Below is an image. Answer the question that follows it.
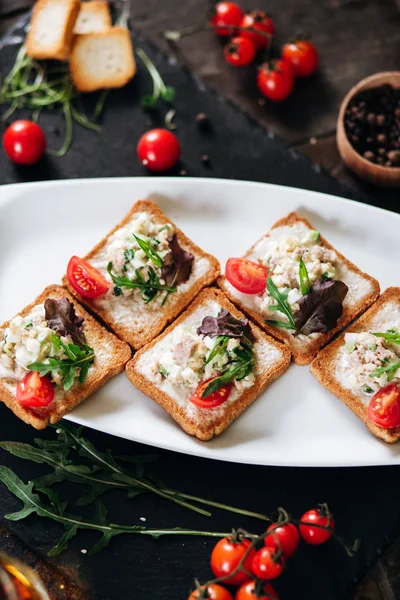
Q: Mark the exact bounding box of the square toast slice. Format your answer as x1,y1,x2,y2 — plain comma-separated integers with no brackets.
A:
70,27,136,92
63,199,220,350
218,212,380,365
311,287,400,443
26,0,80,61
73,1,112,34
0,285,131,429
126,288,291,441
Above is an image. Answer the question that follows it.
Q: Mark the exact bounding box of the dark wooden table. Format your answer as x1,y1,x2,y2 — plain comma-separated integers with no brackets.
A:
1,1,400,599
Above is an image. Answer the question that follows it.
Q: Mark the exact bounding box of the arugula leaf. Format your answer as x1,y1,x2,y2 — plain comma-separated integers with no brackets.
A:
299,257,311,295
205,336,229,365
265,277,296,331
133,234,163,268
107,263,176,304
202,344,254,397
28,341,95,391
370,358,400,382
44,297,86,346
373,328,400,345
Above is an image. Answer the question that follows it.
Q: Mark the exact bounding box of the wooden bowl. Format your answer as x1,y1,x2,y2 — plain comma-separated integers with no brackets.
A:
337,72,400,188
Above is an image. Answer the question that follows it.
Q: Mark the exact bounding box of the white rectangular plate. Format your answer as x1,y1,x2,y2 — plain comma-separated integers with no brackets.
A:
1,177,400,467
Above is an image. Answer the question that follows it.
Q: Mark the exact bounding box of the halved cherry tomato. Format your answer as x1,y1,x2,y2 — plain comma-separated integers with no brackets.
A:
226,258,268,295
189,584,233,600
264,523,299,558
210,2,244,37
211,536,256,586
251,547,285,580
190,379,232,409
3,120,46,165
282,40,319,78
239,11,275,50
67,256,110,299
16,372,54,408
368,384,400,429
257,60,294,102
224,37,257,67
299,507,335,545
235,580,279,600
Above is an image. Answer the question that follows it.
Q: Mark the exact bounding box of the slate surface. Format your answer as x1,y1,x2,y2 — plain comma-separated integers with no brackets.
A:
1,17,400,600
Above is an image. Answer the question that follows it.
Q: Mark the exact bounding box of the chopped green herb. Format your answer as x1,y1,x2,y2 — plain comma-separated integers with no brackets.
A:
344,342,356,354
367,343,378,351
133,235,163,268
159,225,171,233
364,386,374,394
124,249,135,262
265,277,296,331
152,238,160,246
159,366,169,377
113,287,123,297
309,230,320,242
321,273,332,281
25,322,33,329
370,358,400,382
299,257,311,296
373,328,400,346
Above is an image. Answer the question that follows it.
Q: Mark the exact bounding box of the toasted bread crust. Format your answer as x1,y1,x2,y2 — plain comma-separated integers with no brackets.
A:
0,285,131,429
63,199,221,350
126,288,291,441
218,211,380,365
310,287,400,443
26,0,80,60
73,1,112,34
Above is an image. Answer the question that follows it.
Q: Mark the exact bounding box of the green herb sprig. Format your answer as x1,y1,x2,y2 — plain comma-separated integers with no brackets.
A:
370,358,400,382
133,234,163,268
299,257,311,296
28,335,94,391
203,344,254,398
373,328,400,345
265,276,296,331
107,263,176,304
136,48,176,110
205,336,229,365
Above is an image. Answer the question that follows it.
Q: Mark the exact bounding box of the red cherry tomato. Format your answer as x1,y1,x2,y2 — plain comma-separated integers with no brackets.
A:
264,523,299,558
224,37,257,67
211,536,256,586
226,258,268,295
251,547,285,580
299,507,335,545
210,2,244,37
239,11,275,50
282,40,319,78
257,60,294,102
3,120,46,165
235,580,279,600
189,584,233,600
137,128,180,172
67,256,110,299
368,384,400,429
16,372,54,408
190,379,232,409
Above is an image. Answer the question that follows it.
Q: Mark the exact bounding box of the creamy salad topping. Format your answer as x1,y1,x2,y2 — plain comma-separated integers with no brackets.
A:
340,331,400,397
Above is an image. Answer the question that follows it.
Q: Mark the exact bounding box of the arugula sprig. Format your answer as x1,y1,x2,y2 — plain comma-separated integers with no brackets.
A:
133,234,163,268
265,276,296,331
370,358,400,382
299,257,311,295
107,263,177,304
203,344,254,398
205,336,229,365
373,328,400,345
28,334,95,391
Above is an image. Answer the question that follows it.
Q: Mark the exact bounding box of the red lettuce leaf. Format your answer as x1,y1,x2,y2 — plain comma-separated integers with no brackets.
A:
197,309,254,340
294,279,348,335
44,298,86,346
161,234,194,287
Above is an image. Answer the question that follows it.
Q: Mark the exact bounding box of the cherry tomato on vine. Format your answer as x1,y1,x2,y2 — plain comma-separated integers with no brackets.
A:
210,2,244,37
3,120,46,165
224,36,257,67
239,11,275,50
251,547,285,580
225,258,268,295
137,128,181,172
211,536,256,586
264,523,299,558
257,60,294,102
235,580,279,600
368,384,400,429
189,584,233,600
16,372,54,408
282,40,319,78
299,507,335,545
67,256,110,299
190,379,232,409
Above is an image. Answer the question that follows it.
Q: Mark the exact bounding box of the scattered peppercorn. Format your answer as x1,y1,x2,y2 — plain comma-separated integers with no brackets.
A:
195,113,210,128
201,154,211,167
344,84,400,168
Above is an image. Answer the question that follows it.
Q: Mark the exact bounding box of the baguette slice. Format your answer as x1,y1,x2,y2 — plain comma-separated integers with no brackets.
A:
0,285,131,429
74,1,112,34
311,287,400,443
26,0,80,61
218,212,380,365
70,27,136,92
63,200,220,350
126,288,291,441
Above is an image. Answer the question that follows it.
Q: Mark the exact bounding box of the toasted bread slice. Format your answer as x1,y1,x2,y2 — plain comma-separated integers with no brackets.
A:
126,288,291,441
26,0,80,61
311,287,400,443
63,200,220,350
0,285,131,429
74,1,112,34
70,27,136,92
218,212,380,365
